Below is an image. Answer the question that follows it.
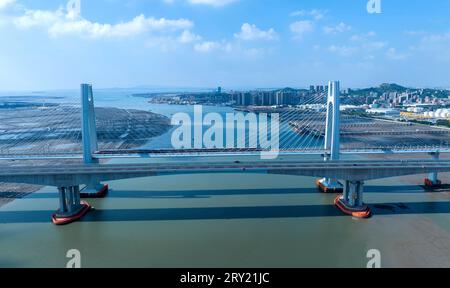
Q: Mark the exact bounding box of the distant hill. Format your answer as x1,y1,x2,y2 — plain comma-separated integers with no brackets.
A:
349,83,409,95
378,83,409,92
347,83,450,98
272,87,310,93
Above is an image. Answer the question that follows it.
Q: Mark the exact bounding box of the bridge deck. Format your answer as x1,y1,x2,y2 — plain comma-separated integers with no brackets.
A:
2,159,450,178
1,148,450,161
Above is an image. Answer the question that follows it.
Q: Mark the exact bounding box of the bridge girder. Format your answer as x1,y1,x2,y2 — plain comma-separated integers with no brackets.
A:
268,167,450,182
1,166,450,187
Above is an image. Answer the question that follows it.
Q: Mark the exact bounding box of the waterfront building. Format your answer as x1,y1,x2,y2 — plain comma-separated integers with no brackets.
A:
366,108,401,116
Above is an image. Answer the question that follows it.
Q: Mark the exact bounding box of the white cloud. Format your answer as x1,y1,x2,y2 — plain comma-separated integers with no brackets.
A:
178,29,201,43
290,20,314,40
350,31,376,42
240,47,266,57
309,9,325,20
326,26,390,62
329,45,358,57
290,10,306,17
289,9,324,40
413,31,450,61
323,22,351,35
422,31,450,43
146,36,179,51
234,23,278,41
53,15,192,38
193,40,238,54
349,32,386,51
0,0,14,9
191,23,278,56
13,7,193,39
14,9,65,29
404,30,426,36
192,40,270,58
194,41,222,52
188,0,238,7
386,48,409,60
364,41,387,51
145,30,201,51
290,9,326,20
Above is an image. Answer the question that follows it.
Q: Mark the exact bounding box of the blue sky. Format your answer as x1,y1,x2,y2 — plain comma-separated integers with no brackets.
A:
0,0,449,90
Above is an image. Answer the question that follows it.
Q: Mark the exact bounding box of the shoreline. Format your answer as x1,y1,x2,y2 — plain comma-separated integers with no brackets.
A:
0,183,42,208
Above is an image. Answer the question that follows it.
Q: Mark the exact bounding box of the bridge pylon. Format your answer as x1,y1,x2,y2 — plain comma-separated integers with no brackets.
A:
81,84,98,165
80,84,108,198
317,81,343,193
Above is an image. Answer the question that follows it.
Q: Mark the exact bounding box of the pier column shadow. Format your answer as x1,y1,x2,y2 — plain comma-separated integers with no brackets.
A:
1,201,450,224
23,184,429,200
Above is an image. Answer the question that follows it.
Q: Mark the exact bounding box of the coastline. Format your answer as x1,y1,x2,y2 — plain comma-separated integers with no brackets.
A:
0,183,41,208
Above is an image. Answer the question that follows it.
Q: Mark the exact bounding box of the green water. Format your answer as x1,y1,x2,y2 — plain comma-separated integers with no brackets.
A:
1,158,450,267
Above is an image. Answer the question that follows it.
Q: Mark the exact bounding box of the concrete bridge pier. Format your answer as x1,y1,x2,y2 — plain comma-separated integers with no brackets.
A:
80,183,109,198
424,152,442,189
317,177,343,193
52,185,91,225
317,152,343,192
335,180,371,218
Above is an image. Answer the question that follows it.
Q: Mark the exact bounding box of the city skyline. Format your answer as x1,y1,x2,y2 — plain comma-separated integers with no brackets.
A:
0,0,450,90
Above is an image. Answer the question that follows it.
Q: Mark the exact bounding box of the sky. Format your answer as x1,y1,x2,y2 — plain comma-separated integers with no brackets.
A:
0,0,449,91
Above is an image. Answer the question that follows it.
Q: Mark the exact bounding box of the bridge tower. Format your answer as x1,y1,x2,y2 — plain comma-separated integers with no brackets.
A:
80,84,108,198
425,151,442,189
316,81,344,193
81,84,98,164
52,84,108,225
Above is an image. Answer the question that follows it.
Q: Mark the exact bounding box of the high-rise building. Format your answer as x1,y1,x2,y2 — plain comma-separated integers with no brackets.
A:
261,92,272,106
366,96,375,105
234,92,244,106
275,91,284,106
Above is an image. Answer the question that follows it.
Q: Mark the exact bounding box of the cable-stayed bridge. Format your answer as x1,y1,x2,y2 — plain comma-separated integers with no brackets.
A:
1,82,449,224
